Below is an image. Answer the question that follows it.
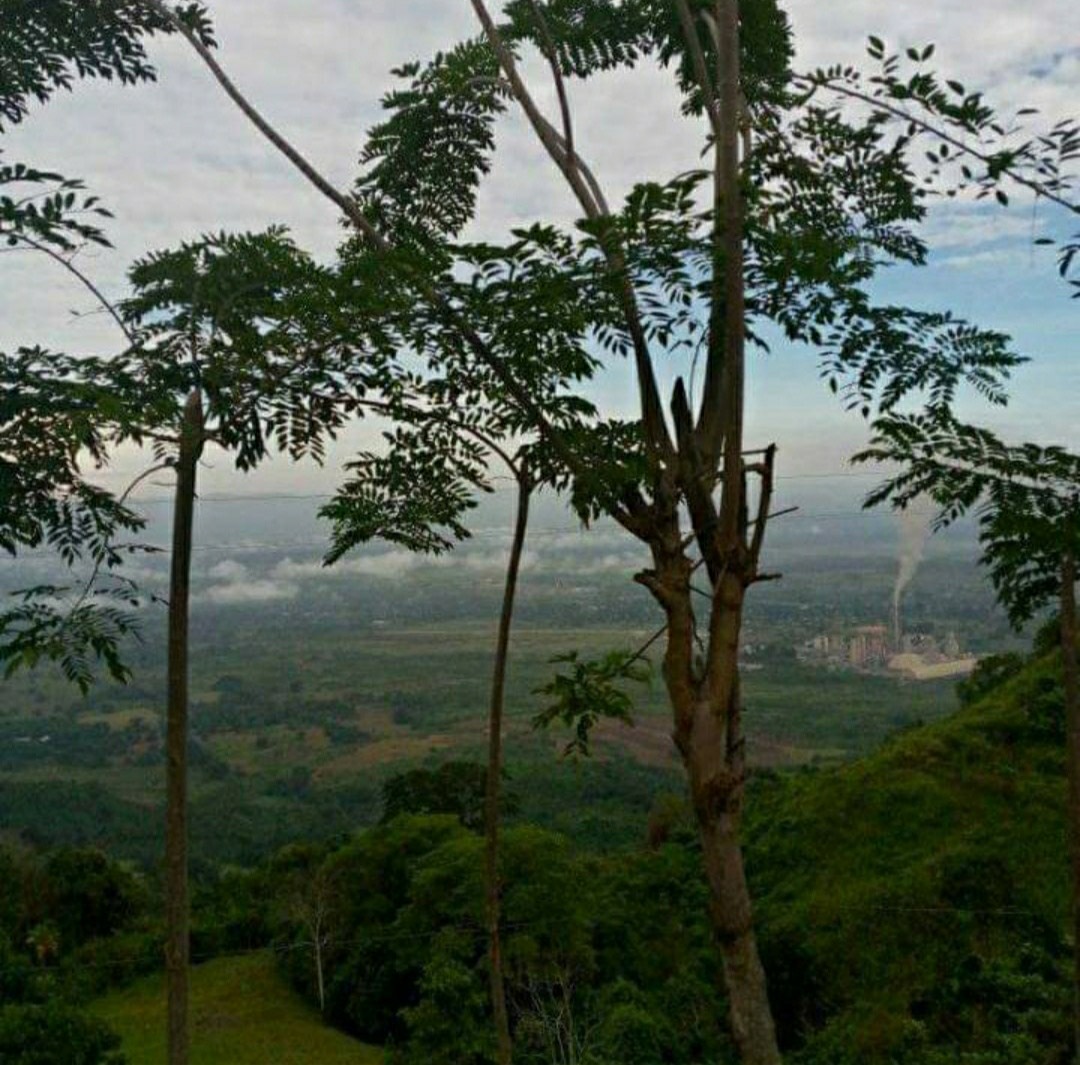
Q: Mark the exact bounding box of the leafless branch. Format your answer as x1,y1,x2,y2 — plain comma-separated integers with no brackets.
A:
7,233,136,346
527,1,576,167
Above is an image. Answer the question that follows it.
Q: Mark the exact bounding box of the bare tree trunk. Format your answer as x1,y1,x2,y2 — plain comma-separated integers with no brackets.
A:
165,390,204,1065
1062,551,1080,1065
673,569,780,1065
691,682,779,1065
484,469,532,1065
314,920,326,1014
693,0,781,1057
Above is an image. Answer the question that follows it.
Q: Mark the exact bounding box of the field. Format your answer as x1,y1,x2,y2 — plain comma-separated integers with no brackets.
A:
0,511,1018,864
91,954,382,1065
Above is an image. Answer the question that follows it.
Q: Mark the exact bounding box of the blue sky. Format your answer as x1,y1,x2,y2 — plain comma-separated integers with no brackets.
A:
2,0,1076,498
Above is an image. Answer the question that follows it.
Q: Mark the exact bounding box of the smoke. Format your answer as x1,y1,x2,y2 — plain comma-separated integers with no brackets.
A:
893,499,933,644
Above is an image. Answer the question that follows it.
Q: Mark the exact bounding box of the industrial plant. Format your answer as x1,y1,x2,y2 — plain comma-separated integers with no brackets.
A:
799,510,979,681
798,626,977,680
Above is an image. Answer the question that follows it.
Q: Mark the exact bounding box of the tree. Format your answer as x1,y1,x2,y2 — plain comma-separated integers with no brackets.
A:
105,227,374,1065
859,412,1080,1061
483,462,532,1064
383,762,495,831
140,3,1048,1059
269,844,343,1015
7,221,392,1061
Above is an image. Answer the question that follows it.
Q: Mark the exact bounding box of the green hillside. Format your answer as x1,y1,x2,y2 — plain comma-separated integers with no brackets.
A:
747,653,1072,1062
91,953,382,1065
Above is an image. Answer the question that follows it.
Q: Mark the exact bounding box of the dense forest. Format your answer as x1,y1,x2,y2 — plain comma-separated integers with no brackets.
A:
1,634,1076,1063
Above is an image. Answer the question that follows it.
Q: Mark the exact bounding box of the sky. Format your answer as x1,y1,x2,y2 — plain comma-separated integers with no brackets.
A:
2,0,1077,502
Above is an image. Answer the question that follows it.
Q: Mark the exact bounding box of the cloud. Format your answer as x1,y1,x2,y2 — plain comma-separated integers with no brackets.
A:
199,555,299,603
207,559,250,581
201,578,299,605
272,550,418,580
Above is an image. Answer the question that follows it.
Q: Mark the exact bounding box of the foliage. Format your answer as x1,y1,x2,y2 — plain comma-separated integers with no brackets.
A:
744,646,1076,1062
0,348,150,689
0,0,217,688
1,157,114,250
37,848,146,949
262,814,725,1062
800,38,1079,214
381,761,518,831
0,1001,126,1065
533,650,650,757
858,411,1080,627
956,653,1025,707
0,0,212,129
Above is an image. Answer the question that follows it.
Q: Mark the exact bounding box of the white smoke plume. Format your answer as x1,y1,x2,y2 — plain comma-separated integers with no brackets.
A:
893,498,934,645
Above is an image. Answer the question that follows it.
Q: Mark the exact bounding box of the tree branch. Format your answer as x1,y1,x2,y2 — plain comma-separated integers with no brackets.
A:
467,0,674,469
673,0,722,141
796,72,1080,215
699,0,747,546
8,233,136,346
139,0,583,479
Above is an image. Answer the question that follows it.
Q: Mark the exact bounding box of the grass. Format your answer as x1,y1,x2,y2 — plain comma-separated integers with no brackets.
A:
91,953,382,1065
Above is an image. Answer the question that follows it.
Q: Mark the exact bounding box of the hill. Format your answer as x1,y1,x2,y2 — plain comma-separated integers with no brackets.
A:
747,652,1071,1062
90,953,382,1065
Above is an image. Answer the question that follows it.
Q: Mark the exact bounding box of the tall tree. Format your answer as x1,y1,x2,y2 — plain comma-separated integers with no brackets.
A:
319,361,549,1064
109,228,373,1064
163,388,202,1065
483,462,531,1065
127,2,1058,1058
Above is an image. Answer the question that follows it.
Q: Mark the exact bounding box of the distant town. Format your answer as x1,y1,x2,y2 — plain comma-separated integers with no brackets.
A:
798,623,978,681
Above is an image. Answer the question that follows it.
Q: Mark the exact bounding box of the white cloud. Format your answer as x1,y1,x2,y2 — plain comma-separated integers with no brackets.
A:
272,550,419,580
207,559,250,581
201,578,299,605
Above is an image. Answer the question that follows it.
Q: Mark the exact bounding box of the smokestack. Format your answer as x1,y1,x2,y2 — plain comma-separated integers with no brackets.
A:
893,500,932,650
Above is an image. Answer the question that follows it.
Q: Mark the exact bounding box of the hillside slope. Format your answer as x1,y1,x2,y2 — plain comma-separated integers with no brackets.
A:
747,654,1071,1062
91,953,382,1065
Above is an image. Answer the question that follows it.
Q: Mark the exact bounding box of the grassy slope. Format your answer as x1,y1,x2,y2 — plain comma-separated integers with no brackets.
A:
91,953,382,1065
747,653,1068,1057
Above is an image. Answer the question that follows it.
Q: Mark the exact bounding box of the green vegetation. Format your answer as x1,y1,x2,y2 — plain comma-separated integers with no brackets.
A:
144,647,1067,1064
91,954,382,1065
2,1,1077,1061
748,653,1073,1062
0,615,1074,1063
0,617,959,866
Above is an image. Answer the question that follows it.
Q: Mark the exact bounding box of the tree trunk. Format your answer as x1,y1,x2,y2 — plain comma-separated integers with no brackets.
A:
484,469,531,1065
165,390,204,1065
690,688,780,1065
658,547,780,1065
1062,552,1079,1065
314,924,326,1014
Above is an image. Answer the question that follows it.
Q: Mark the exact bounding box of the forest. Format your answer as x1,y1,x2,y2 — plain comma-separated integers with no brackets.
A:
1,2,1078,1064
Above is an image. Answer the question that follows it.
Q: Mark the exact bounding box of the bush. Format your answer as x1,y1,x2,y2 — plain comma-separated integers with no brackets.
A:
0,1001,126,1065
956,654,1025,706
1022,675,1066,740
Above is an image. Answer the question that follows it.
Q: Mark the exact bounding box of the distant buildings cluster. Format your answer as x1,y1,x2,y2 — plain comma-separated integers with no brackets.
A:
799,625,976,680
